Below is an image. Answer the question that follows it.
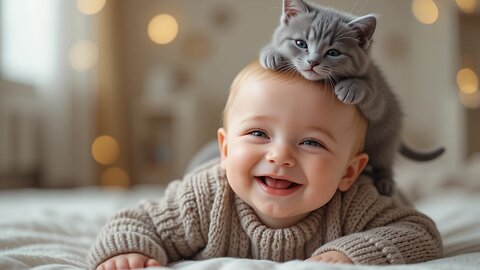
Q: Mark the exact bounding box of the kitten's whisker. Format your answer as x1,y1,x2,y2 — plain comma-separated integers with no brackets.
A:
326,70,342,84
282,63,298,79
286,66,298,79
324,72,335,88
330,69,350,80
326,76,336,105
327,77,334,91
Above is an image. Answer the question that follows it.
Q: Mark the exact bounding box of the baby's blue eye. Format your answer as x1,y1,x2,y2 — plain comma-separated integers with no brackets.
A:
295,40,308,49
326,49,341,57
249,130,268,138
301,139,325,148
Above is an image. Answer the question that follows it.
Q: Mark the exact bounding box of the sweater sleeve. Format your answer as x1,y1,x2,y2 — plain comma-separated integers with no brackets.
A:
87,167,218,269
312,176,443,265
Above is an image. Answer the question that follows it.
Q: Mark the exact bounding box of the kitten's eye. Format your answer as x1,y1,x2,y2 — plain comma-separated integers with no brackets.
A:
295,40,308,49
326,49,341,57
248,130,269,138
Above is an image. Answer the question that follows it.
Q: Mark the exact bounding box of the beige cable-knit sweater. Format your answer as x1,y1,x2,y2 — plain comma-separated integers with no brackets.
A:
87,162,442,269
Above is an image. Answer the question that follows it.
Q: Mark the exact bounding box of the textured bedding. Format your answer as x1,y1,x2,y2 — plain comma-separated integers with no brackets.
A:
1,161,480,269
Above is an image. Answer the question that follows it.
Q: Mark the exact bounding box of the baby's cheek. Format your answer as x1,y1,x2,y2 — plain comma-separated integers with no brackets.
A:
230,145,260,169
231,144,255,159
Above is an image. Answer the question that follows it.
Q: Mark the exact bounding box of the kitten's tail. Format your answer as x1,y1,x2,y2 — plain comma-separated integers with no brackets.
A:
399,143,445,162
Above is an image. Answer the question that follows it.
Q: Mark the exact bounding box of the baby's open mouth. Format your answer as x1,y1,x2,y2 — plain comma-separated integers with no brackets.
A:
258,176,300,189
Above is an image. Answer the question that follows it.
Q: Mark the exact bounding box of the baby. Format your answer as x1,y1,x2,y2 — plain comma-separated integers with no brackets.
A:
88,61,442,270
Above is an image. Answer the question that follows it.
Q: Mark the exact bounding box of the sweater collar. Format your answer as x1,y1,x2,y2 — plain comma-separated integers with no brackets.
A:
233,194,324,242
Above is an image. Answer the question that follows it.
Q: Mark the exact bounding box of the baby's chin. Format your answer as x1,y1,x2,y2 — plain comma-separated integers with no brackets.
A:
252,203,312,228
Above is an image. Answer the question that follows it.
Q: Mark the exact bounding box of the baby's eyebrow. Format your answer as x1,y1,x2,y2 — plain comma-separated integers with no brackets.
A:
239,115,276,125
306,125,337,144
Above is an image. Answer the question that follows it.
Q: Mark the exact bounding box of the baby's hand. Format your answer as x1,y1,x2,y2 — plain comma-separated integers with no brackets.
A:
306,250,353,264
96,253,161,270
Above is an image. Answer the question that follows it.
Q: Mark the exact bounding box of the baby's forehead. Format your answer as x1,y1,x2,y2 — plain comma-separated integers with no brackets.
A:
239,75,333,104
239,76,354,115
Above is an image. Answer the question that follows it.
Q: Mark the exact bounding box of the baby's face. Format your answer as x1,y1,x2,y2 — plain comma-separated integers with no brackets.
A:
218,75,367,228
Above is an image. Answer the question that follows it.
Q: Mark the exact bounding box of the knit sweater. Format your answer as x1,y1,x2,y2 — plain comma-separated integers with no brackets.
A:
87,162,442,269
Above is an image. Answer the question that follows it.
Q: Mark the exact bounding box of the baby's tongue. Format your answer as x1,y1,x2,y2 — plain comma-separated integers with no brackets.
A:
264,176,292,189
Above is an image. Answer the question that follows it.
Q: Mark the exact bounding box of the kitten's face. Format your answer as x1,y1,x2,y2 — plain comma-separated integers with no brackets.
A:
273,7,374,82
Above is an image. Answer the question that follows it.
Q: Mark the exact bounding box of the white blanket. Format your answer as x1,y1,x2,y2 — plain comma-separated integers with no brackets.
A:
1,183,480,270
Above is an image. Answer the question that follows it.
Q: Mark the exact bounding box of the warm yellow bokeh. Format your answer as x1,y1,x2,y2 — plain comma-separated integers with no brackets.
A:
456,0,477,13
92,135,120,165
101,167,130,187
457,68,479,94
76,0,107,15
412,0,439,25
69,39,99,71
148,14,179,45
459,91,480,109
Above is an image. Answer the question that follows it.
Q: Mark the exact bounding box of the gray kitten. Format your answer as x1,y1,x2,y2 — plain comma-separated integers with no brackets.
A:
260,0,444,196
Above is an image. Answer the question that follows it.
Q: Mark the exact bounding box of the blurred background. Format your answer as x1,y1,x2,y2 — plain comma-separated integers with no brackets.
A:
0,0,479,190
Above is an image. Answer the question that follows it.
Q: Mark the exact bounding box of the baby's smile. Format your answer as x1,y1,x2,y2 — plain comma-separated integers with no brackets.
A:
254,175,302,196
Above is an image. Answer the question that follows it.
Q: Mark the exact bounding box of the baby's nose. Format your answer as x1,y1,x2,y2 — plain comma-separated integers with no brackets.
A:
266,144,296,167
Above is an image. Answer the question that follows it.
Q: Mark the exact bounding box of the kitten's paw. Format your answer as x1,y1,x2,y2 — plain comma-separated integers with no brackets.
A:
334,80,366,104
260,52,285,71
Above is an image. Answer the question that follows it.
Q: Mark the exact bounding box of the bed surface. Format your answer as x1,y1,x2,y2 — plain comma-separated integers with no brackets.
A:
1,158,480,270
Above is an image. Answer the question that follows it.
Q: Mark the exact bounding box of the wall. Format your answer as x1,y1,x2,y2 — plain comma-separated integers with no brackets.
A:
112,0,283,182
459,13,480,156
1,0,473,188
107,0,466,184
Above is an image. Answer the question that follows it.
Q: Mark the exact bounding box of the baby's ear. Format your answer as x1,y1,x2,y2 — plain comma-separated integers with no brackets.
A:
338,153,369,192
217,128,228,169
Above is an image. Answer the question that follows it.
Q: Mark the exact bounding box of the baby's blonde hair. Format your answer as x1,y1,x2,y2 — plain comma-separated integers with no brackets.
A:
222,60,368,154
222,60,303,128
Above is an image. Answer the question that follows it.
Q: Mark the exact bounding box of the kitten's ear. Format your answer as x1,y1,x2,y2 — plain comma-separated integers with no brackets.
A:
349,15,377,48
282,0,309,25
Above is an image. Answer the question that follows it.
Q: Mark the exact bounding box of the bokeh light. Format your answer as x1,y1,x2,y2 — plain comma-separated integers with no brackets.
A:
182,33,212,61
68,39,99,71
412,0,439,25
457,68,479,94
101,167,130,187
148,14,179,45
456,0,477,13
92,135,119,165
459,91,480,109
76,0,107,15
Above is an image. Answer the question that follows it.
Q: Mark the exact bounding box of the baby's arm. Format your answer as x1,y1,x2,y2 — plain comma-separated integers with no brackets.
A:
306,251,353,264
87,203,169,269
311,177,442,264
96,253,160,270
87,177,211,269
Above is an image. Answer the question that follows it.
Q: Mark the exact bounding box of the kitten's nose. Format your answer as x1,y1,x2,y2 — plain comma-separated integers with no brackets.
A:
307,60,319,67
